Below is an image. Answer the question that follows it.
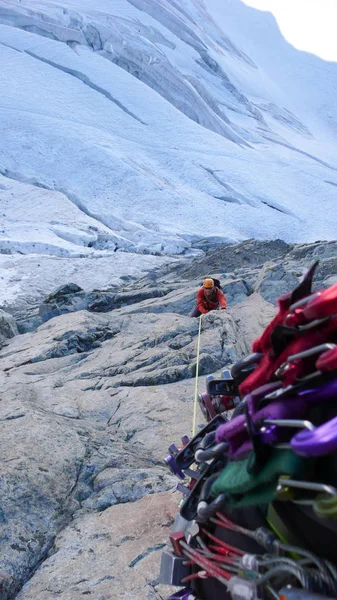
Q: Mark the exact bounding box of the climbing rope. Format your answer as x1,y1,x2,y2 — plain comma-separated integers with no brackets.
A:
192,314,203,436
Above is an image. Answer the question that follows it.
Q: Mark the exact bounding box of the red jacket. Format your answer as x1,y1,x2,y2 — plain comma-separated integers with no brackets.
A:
196,287,227,314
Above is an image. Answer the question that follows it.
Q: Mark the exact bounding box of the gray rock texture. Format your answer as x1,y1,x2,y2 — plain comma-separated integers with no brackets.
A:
254,263,299,303
0,309,18,348
1,238,337,599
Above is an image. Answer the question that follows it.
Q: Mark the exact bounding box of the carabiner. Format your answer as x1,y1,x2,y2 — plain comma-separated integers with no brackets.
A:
230,352,262,383
291,415,337,457
180,460,225,522
197,492,227,522
303,283,337,321
277,477,337,497
175,414,227,470
195,442,228,464
316,345,337,372
260,417,314,446
196,472,227,522
314,493,337,520
275,343,336,379
284,288,321,327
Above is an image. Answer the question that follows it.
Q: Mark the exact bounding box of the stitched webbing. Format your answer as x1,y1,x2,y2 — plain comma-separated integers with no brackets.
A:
210,449,306,507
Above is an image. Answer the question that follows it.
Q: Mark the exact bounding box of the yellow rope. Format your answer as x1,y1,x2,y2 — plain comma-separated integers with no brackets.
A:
192,314,202,436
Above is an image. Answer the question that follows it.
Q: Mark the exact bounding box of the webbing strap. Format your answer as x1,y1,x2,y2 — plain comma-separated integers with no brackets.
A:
210,449,306,506
192,314,202,437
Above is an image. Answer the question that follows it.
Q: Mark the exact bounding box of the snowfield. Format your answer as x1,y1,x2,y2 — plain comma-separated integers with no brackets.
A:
0,0,336,306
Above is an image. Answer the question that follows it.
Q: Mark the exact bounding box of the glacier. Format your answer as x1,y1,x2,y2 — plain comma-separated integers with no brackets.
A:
0,0,336,305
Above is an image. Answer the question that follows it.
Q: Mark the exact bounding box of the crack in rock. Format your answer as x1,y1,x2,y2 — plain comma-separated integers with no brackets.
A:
128,543,166,568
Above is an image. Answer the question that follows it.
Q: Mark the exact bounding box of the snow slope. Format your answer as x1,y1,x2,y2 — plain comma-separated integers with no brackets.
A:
0,175,176,307
0,0,336,305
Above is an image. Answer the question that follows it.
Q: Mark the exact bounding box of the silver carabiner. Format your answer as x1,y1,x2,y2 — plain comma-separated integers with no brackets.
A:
275,343,336,378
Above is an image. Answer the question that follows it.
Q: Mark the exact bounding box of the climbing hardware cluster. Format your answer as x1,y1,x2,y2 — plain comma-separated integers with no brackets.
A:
161,263,337,600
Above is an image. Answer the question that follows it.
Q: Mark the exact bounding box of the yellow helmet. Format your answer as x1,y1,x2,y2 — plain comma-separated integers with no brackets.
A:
203,278,214,289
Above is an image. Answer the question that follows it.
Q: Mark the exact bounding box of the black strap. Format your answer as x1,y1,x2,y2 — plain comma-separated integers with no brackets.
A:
290,261,318,305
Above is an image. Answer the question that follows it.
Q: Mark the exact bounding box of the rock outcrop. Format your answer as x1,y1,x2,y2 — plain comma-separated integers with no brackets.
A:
1,238,337,600
0,309,18,348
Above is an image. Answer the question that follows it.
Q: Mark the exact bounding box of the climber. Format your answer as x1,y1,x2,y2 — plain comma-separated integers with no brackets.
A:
190,278,227,318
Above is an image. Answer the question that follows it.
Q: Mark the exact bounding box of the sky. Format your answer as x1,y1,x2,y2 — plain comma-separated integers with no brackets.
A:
242,0,337,62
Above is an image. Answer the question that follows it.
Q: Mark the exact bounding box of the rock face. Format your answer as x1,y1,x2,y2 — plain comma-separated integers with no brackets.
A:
20,284,176,333
0,309,18,348
177,239,291,279
15,493,178,600
254,263,299,303
1,239,336,600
